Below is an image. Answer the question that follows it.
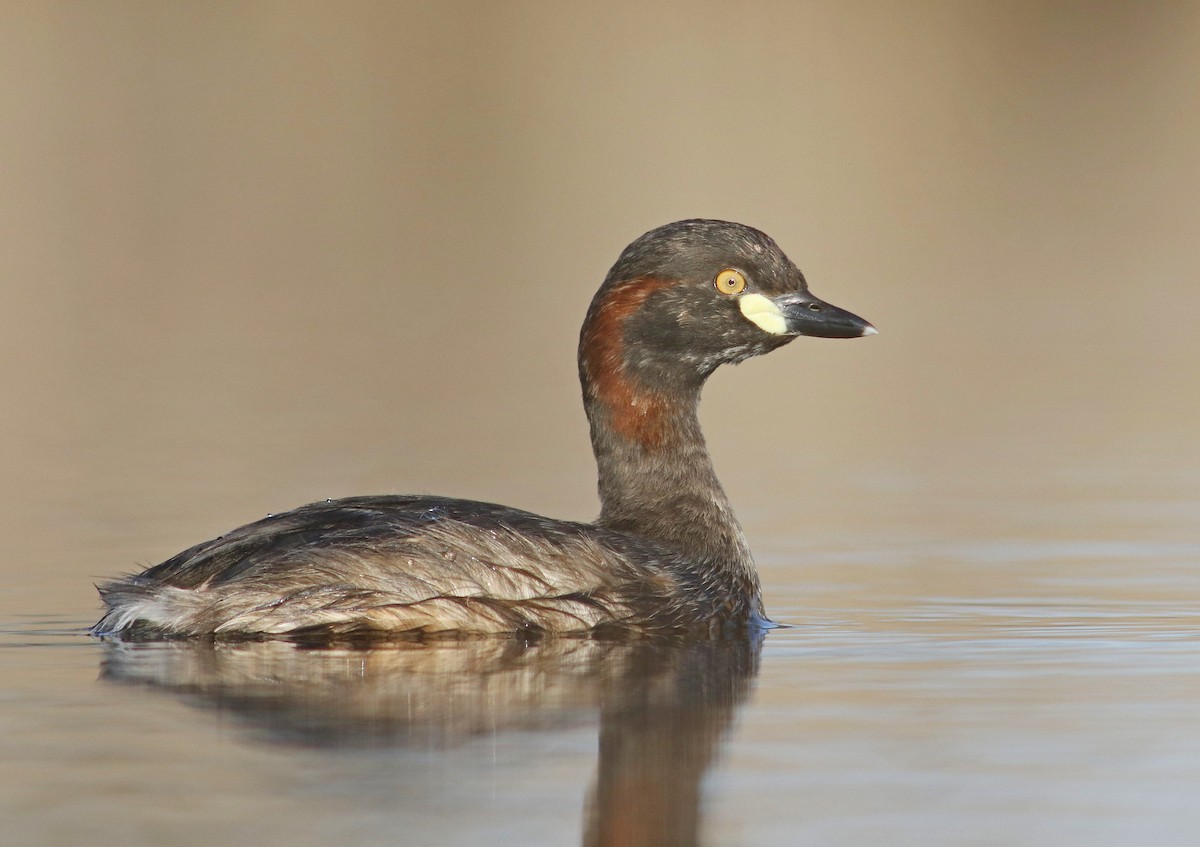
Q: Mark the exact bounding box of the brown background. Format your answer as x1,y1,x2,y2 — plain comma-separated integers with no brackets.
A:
1,2,1197,605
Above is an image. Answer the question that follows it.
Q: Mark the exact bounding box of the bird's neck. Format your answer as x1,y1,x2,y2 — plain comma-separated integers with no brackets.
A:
585,385,753,571
576,275,760,609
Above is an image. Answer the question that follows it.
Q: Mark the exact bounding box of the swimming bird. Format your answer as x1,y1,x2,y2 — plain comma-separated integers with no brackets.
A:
93,220,874,639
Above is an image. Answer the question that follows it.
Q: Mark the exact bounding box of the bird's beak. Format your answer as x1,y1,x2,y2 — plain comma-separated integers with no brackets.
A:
738,290,876,338
775,291,876,338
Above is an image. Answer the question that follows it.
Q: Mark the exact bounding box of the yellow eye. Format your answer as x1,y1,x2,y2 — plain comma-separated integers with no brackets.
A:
715,269,747,296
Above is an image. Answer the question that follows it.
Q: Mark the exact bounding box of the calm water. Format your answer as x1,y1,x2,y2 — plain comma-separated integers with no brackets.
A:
3,449,1198,846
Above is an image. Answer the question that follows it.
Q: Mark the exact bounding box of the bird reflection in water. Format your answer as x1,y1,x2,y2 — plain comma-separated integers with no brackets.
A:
99,633,761,845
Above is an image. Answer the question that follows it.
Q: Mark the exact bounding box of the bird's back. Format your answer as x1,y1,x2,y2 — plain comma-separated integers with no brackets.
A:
93,495,707,638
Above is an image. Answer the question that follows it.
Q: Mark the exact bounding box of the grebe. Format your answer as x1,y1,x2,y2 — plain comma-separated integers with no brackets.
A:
93,220,874,639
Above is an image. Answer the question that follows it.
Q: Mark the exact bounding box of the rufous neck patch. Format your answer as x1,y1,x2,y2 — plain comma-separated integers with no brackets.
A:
580,277,678,449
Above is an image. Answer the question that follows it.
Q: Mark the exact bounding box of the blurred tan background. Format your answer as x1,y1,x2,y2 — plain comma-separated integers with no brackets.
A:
1,2,1197,609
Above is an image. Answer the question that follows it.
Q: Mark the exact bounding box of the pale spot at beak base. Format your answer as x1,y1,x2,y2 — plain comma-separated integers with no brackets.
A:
737,293,788,335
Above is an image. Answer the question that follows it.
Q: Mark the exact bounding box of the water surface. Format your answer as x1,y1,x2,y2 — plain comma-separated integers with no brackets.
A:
3,450,1198,846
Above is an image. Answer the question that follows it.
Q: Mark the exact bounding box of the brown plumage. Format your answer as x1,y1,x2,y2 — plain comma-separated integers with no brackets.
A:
93,220,874,639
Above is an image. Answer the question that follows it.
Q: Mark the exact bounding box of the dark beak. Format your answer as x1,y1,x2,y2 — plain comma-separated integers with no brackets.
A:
777,291,876,338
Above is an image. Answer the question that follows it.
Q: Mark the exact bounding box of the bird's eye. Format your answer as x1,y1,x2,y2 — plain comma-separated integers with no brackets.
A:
715,269,747,296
